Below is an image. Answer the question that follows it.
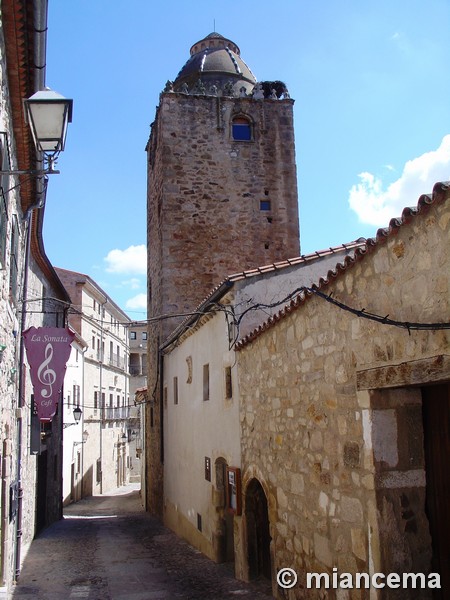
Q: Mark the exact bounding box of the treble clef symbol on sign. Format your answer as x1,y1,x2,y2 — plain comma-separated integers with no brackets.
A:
37,343,57,398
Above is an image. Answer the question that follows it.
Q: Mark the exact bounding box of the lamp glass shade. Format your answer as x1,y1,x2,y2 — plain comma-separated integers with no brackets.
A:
73,406,82,422
25,89,73,154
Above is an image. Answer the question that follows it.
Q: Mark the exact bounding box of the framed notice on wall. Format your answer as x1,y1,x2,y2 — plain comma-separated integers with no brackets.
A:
225,466,242,515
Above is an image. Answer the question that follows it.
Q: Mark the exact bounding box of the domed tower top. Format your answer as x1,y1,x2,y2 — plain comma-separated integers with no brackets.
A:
173,32,257,95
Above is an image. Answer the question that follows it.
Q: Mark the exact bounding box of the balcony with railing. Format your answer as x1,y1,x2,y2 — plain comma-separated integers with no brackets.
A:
86,348,127,372
102,406,130,421
108,353,125,370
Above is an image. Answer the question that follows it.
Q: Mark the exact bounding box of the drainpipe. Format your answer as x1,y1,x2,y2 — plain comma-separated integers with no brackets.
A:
80,345,87,498
14,210,32,581
159,349,164,465
124,344,129,482
98,299,107,495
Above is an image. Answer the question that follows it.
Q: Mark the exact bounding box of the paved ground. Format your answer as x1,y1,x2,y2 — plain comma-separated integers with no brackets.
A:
11,484,273,600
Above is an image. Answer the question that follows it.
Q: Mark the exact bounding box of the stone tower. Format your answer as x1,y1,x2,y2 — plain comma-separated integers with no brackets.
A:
145,32,300,515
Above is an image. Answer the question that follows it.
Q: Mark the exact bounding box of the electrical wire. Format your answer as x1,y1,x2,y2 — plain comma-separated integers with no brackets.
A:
18,284,450,352
307,288,450,332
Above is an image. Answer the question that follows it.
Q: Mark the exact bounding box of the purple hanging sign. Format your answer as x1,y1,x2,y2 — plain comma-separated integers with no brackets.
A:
23,326,75,422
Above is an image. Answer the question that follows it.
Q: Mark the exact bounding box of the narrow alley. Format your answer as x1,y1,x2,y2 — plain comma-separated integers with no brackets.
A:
11,484,273,600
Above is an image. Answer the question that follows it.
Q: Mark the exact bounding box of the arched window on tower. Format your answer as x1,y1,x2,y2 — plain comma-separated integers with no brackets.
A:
231,116,252,141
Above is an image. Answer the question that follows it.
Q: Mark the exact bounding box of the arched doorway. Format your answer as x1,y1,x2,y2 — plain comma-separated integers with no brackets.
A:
245,478,272,580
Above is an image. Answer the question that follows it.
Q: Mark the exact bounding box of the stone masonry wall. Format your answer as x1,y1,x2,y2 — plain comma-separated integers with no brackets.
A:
237,194,450,599
148,92,300,326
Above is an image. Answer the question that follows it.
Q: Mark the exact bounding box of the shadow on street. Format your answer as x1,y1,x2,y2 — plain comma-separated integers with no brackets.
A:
12,484,273,599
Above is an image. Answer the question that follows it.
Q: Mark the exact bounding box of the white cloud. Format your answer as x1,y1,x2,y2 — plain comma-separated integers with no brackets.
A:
104,245,147,275
349,135,450,225
125,293,147,311
121,278,141,290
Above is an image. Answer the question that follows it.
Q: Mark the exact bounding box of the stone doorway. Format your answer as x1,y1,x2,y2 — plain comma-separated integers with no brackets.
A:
245,478,271,581
422,383,450,598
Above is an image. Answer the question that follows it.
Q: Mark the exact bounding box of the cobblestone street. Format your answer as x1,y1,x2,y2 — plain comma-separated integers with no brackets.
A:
11,484,273,600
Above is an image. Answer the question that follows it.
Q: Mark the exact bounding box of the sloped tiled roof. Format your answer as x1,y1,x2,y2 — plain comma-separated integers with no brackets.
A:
235,182,450,349
161,240,366,350
227,240,366,282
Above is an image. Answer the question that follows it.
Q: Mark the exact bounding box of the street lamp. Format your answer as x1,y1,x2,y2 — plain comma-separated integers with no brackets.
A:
0,87,73,176
73,406,82,422
63,406,82,429
74,430,89,446
24,88,73,155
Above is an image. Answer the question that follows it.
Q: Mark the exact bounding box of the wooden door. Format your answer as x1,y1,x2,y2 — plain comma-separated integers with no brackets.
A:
422,384,450,598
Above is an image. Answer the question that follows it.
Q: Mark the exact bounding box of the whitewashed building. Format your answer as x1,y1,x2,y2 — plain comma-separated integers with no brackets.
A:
62,332,87,505
56,268,131,497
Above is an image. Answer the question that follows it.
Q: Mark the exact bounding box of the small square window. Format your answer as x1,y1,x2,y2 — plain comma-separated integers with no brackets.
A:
260,200,271,211
130,331,137,340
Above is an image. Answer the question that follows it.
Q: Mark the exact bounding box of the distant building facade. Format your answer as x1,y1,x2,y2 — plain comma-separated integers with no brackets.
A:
56,268,131,497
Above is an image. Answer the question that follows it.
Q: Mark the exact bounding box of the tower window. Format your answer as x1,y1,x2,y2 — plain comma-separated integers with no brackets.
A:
260,200,271,211
232,117,252,141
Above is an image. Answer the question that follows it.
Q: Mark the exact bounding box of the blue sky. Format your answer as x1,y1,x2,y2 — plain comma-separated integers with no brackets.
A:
43,0,450,318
